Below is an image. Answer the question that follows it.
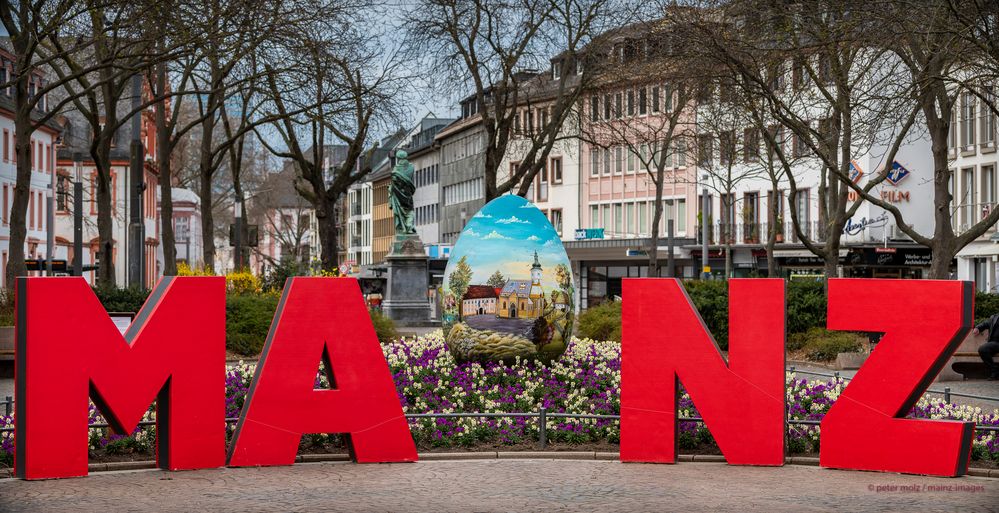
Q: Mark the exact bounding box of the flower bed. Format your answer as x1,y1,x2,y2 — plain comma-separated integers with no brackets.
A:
1,331,997,468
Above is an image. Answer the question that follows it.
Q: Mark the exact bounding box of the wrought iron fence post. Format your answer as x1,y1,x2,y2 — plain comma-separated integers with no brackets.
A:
538,407,547,448
4,396,10,416
944,387,951,403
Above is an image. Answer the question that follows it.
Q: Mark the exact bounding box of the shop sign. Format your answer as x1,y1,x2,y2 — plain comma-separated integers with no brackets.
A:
574,228,605,240
13,277,975,480
848,247,932,267
886,161,911,186
843,212,889,235
848,160,864,183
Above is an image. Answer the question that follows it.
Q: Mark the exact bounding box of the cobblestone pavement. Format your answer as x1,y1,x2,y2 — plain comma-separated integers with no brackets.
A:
0,460,995,513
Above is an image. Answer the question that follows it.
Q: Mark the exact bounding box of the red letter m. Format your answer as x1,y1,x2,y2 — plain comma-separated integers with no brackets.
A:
15,277,226,479
621,279,785,465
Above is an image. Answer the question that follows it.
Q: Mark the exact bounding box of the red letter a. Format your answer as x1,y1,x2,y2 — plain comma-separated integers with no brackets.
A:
227,278,416,466
821,279,974,476
15,276,226,479
621,279,785,465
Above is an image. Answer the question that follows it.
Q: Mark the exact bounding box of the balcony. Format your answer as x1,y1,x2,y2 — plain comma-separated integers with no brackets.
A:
953,201,999,236
695,221,823,245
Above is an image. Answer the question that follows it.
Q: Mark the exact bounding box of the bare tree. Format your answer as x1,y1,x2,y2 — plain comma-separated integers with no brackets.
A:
0,0,125,287
575,17,700,276
408,0,621,200
835,0,999,278
256,19,407,272
690,0,922,279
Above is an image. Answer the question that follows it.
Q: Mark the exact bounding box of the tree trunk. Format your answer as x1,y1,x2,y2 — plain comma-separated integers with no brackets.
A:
6,107,31,289
156,62,177,276
316,194,340,272
5,57,33,289
200,169,215,272
766,185,778,278
93,145,116,287
928,116,956,279
647,168,666,277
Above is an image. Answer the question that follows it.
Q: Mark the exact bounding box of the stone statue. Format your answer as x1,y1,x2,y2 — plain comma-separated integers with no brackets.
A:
389,149,417,236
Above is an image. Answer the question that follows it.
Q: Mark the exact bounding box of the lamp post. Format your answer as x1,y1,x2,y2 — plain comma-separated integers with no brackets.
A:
701,174,710,280
73,153,83,277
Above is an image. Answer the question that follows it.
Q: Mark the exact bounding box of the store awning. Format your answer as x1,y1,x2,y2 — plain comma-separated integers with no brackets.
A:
956,240,999,258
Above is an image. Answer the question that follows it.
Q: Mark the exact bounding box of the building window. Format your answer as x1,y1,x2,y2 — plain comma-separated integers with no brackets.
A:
603,148,611,175
614,203,623,236
550,209,563,236
551,157,563,184
652,86,660,113
615,93,622,119
743,128,759,162
590,96,599,122
603,94,611,120
962,92,976,149
590,149,599,176
677,198,686,233
697,134,713,167
796,189,811,240
614,147,623,174
982,87,997,146
536,162,548,202
639,87,648,115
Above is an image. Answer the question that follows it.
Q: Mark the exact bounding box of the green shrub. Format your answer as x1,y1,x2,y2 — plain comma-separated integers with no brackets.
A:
262,258,309,292
576,300,622,342
369,308,398,344
975,291,999,325
226,293,280,356
683,280,729,349
0,289,13,326
786,281,826,335
790,327,862,361
93,286,150,313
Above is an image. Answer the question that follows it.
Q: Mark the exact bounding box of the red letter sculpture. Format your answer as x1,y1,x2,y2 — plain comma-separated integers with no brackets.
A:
227,277,416,466
15,276,226,479
821,279,974,476
621,278,785,465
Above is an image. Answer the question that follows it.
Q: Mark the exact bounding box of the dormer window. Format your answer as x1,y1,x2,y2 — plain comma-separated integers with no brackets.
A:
552,60,561,80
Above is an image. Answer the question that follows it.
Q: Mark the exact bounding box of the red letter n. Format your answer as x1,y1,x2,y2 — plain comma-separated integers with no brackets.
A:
15,276,226,479
227,278,416,466
821,279,974,476
621,278,785,465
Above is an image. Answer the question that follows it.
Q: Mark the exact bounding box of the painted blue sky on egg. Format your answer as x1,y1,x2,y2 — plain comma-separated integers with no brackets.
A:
448,194,569,286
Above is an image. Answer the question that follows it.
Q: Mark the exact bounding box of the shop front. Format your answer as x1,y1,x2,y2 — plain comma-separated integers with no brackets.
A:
843,246,934,279
565,237,697,309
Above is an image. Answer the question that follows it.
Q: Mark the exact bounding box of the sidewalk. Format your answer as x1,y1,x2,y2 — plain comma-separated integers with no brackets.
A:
0,459,994,512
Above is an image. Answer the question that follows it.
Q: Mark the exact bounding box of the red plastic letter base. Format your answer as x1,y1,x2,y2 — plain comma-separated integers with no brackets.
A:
821,279,974,476
227,277,416,466
15,276,226,479
621,278,785,465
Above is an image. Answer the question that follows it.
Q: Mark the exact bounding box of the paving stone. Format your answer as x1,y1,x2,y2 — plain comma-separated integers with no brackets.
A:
0,459,993,512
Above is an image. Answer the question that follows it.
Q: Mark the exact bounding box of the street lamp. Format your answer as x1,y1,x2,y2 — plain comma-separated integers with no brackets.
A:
701,173,710,280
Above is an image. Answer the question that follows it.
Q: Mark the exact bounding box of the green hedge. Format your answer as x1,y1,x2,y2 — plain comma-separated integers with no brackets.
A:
576,301,622,342
577,280,832,350
88,285,398,356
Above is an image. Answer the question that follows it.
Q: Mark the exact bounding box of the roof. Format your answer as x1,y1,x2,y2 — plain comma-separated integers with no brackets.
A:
463,285,498,300
500,280,532,296
168,188,199,205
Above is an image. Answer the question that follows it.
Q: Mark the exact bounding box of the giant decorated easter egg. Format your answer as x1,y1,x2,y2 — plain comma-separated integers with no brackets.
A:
441,194,574,363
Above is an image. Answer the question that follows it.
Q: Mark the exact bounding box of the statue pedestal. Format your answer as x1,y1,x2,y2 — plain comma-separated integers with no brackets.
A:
382,234,432,324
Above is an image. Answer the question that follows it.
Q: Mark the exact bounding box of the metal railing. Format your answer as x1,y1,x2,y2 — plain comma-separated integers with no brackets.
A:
3,385,997,446
696,221,825,246
787,367,999,404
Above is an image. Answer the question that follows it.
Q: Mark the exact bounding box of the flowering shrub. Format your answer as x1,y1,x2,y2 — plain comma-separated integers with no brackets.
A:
225,270,262,295
1,331,997,467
